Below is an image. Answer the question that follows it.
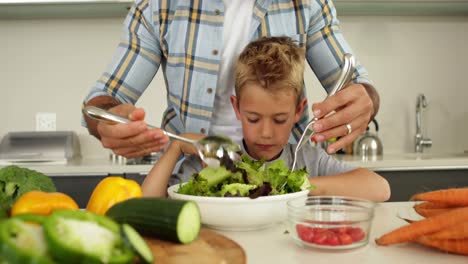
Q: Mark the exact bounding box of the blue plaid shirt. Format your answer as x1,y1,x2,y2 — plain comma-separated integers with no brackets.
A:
84,0,374,141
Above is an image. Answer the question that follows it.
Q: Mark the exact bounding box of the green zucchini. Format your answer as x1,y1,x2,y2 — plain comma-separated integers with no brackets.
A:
106,198,201,244
121,224,154,264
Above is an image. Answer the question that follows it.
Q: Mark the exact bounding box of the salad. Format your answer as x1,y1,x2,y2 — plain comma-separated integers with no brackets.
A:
177,154,313,198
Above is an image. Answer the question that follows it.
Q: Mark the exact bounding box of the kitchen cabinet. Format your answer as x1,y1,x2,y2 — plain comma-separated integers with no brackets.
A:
376,169,468,201
49,172,146,208
49,173,122,208
0,0,131,19
6,151,467,206
124,172,145,185
1,0,468,19
41,168,468,207
335,0,468,16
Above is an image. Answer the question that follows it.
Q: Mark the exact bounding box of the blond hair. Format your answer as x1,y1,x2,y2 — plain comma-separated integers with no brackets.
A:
234,36,305,104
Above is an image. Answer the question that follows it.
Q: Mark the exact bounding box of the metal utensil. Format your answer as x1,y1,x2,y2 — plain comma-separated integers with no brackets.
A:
291,53,356,171
83,106,241,168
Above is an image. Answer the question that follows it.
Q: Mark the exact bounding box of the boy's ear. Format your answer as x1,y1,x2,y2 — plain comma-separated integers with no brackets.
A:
230,95,241,120
294,98,308,123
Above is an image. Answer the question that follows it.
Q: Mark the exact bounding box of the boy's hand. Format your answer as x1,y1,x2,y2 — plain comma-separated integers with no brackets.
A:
174,133,205,156
311,83,378,153
89,103,169,158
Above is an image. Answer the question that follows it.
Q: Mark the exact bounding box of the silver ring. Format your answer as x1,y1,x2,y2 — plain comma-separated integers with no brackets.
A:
346,123,352,135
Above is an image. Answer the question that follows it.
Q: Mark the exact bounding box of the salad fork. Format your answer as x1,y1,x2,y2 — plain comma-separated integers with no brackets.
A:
291,53,356,172
83,106,241,168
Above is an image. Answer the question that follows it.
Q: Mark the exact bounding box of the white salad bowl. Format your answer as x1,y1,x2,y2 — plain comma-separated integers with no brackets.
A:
167,184,309,231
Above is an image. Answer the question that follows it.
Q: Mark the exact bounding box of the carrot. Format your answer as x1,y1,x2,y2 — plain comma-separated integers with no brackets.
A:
416,236,468,255
414,207,455,218
410,188,468,206
414,201,456,210
375,207,468,245
427,222,468,240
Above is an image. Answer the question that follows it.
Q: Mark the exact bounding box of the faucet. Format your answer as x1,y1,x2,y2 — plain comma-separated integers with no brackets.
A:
415,94,432,153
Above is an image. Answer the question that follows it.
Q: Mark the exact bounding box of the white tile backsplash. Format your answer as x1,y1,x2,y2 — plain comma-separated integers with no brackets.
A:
2,15,468,158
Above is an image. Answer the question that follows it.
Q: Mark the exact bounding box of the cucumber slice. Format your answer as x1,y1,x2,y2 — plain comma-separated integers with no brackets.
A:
121,224,154,264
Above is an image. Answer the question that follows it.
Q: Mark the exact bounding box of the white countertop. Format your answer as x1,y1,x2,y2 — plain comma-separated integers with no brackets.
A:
218,202,467,263
336,152,468,171
2,151,467,175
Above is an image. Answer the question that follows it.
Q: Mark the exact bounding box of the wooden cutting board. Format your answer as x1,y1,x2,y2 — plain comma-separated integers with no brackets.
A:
143,228,246,264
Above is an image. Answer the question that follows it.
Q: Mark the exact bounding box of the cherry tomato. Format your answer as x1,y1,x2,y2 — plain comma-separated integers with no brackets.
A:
348,227,365,242
338,234,353,245
312,231,329,245
296,224,315,242
325,233,340,246
314,227,327,234
296,225,366,246
329,227,349,234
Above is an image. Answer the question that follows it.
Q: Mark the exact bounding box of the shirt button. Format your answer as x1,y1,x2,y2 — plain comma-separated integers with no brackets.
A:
214,9,220,15
207,88,213,94
200,128,206,134
212,49,219,55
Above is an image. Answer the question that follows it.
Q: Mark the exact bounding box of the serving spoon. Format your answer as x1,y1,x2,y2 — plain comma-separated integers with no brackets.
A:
83,106,241,168
291,53,356,172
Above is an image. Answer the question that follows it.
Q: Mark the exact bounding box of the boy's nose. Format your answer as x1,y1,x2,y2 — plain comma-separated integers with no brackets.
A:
260,121,273,138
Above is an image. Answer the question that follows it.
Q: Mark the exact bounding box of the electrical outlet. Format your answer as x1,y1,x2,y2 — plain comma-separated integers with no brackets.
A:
36,112,56,131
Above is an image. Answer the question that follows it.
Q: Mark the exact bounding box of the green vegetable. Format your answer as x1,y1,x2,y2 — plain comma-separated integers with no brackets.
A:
0,208,7,220
220,183,257,197
197,166,232,188
13,213,47,224
178,166,243,197
0,211,136,264
0,217,54,264
43,210,134,264
288,169,312,192
0,165,56,214
121,224,154,264
178,154,313,197
106,197,201,244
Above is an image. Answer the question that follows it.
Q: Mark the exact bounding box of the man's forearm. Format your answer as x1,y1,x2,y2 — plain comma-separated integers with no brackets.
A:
84,96,121,139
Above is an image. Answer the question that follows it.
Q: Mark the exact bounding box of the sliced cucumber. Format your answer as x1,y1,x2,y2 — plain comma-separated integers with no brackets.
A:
121,224,154,264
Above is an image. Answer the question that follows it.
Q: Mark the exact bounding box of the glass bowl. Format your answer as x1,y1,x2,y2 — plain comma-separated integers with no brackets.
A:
287,196,376,250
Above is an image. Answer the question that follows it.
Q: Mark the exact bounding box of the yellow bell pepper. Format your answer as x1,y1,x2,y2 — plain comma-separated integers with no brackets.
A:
86,176,142,215
10,190,79,216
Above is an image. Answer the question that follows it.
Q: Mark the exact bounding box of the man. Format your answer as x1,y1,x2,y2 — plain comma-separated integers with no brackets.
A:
83,0,379,158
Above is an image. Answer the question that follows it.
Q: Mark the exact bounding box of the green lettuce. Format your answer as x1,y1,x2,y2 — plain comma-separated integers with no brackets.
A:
177,154,314,198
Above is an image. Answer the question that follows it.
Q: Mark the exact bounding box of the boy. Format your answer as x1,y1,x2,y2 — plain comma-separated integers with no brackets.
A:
142,37,390,202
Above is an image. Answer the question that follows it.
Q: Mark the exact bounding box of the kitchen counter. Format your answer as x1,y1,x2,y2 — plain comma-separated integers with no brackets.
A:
336,152,468,171
3,152,467,204
218,202,467,263
2,151,468,175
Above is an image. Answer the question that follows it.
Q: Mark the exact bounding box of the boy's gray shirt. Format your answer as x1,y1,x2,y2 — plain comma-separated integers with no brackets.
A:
168,141,356,186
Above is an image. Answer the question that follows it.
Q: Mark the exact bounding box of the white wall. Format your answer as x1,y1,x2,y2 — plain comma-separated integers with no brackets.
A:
1,15,468,159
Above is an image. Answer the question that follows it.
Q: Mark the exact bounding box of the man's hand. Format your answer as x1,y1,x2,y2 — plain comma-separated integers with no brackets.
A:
84,97,169,158
311,83,379,154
